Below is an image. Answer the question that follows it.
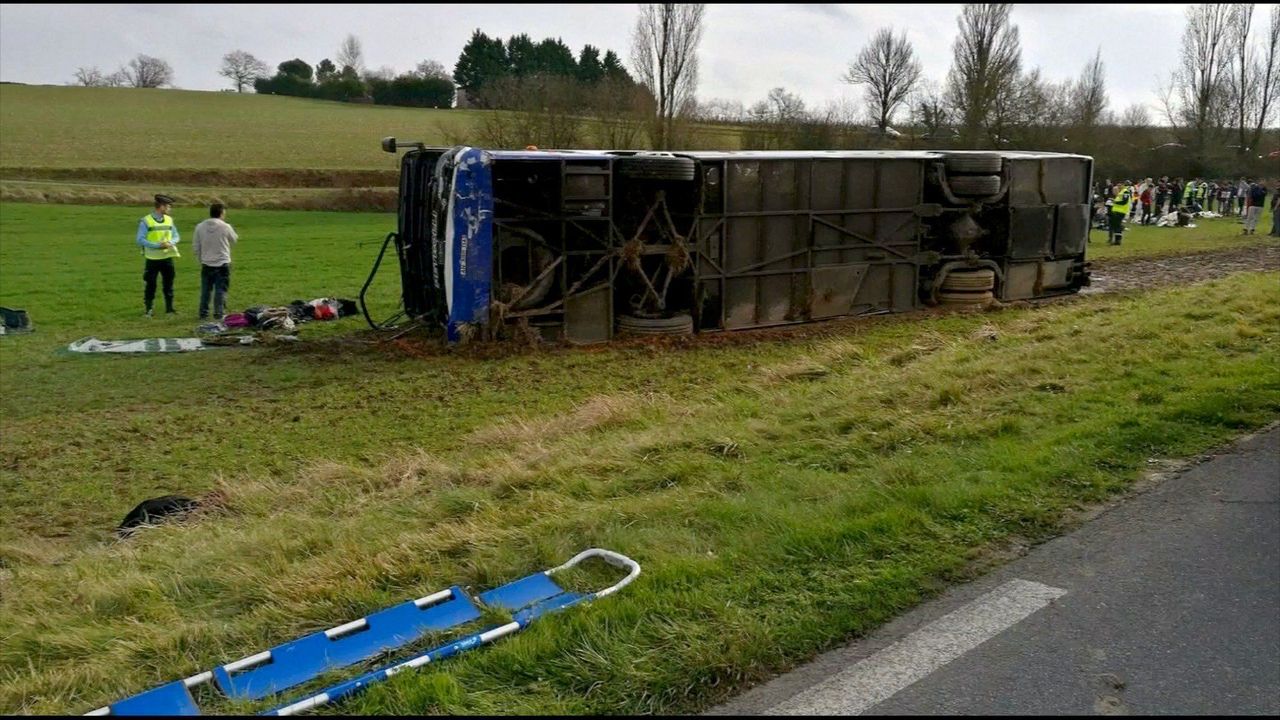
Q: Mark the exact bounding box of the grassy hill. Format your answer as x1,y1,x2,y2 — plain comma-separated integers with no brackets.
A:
0,85,747,172
0,85,482,170
0,85,746,209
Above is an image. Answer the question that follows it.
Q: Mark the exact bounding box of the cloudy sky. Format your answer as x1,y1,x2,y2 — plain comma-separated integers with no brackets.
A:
1,3,1275,116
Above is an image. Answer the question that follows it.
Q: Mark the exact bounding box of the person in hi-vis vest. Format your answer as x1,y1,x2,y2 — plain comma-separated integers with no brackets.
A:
136,194,180,317
1108,182,1132,246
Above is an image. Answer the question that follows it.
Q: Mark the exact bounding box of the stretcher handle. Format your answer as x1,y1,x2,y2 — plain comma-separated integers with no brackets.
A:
546,548,641,598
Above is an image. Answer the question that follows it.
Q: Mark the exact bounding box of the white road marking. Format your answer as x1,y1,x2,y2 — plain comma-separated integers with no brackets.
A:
772,578,1068,715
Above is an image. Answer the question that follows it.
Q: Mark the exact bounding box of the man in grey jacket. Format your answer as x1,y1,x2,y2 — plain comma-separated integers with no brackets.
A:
192,203,238,319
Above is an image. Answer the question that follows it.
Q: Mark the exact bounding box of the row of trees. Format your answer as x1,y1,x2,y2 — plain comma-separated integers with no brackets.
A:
1161,4,1280,168
679,3,1277,178
73,55,174,88
461,4,707,152
453,30,636,108
71,30,636,114
66,5,1278,179
253,59,454,108
250,35,455,108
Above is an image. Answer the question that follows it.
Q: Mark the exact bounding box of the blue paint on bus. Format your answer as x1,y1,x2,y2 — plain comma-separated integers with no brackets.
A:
445,148,494,342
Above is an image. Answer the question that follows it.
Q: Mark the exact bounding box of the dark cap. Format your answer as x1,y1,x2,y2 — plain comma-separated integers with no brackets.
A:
154,194,174,206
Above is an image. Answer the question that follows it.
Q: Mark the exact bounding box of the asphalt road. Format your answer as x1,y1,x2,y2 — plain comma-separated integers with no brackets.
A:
711,425,1280,716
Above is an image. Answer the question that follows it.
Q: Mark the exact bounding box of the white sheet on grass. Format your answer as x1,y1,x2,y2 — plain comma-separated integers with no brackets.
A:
68,335,227,351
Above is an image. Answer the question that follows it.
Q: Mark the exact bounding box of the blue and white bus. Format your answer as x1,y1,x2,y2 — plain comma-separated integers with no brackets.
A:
363,142,1093,343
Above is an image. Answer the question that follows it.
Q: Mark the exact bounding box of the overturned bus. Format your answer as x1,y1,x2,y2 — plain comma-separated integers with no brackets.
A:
363,142,1092,343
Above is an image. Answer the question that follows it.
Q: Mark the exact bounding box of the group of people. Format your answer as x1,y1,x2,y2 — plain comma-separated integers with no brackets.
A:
136,194,239,319
1097,176,1276,245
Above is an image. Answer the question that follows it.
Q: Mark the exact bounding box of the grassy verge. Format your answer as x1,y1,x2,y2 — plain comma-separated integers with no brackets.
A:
2,205,1277,714
0,168,398,188
0,181,396,212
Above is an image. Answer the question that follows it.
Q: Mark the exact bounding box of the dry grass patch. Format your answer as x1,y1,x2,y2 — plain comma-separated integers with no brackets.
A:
467,393,664,447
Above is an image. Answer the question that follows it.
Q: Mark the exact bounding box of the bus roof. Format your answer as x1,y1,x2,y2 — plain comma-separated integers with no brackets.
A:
479,148,1091,162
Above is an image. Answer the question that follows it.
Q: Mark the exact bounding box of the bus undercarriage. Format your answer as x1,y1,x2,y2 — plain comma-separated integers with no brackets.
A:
364,144,1092,343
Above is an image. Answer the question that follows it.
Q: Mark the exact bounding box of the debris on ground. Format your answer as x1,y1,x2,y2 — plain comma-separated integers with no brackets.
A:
67,297,357,354
971,325,1000,343
0,306,33,335
200,297,359,338
117,495,201,537
298,245,1280,363
66,335,226,351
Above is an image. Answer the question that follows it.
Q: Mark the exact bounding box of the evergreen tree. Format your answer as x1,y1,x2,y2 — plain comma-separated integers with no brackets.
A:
315,58,336,82
578,44,605,83
534,38,577,76
601,50,633,83
454,29,508,96
255,58,315,97
507,33,537,76
277,58,313,81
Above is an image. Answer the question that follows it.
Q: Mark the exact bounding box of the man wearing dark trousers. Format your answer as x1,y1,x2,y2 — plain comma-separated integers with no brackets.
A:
1109,181,1132,245
193,203,238,319
136,194,180,317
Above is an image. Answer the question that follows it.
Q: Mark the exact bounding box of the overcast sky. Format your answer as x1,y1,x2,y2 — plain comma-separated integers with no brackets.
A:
2,3,1276,117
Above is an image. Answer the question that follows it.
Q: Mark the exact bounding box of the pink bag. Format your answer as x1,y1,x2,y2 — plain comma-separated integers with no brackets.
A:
223,313,250,327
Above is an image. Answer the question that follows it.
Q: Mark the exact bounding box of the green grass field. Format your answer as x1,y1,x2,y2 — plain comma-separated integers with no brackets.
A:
0,85,480,170
1088,207,1277,261
0,85,746,174
1,202,1278,714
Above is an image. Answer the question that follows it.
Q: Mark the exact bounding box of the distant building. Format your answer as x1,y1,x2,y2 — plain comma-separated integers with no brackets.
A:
454,88,471,109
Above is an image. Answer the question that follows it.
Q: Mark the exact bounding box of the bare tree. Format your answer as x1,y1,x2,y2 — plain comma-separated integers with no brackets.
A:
1228,3,1255,155
1250,5,1280,155
1159,4,1233,167
336,34,364,73
1117,103,1155,157
1230,4,1280,156
476,74,585,149
71,67,105,87
910,79,953,145
415,59,450,80
74,65,127,87
1054,48,1109,155
693,97,745,123
219,50,268,93
631,3,706,150
1120,103,1151,128
744,86,803,148
124,54,174,88
945,3,1022,147
590,78,651,148
995,68,1074,149
364,65,397,82
1071,48,1108,129
750,87,807,123
843,28,922,132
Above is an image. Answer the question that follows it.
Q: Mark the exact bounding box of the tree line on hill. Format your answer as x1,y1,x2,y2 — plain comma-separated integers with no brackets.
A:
69,31,638,113
682,3,1277,179
65,4,1278,179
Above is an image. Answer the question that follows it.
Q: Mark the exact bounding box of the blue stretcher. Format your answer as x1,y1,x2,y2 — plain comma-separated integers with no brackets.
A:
85,549,640,717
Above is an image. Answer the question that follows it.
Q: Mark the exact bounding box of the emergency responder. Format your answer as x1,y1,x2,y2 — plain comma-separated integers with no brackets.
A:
137,194,180,317
1109,181,1132,246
